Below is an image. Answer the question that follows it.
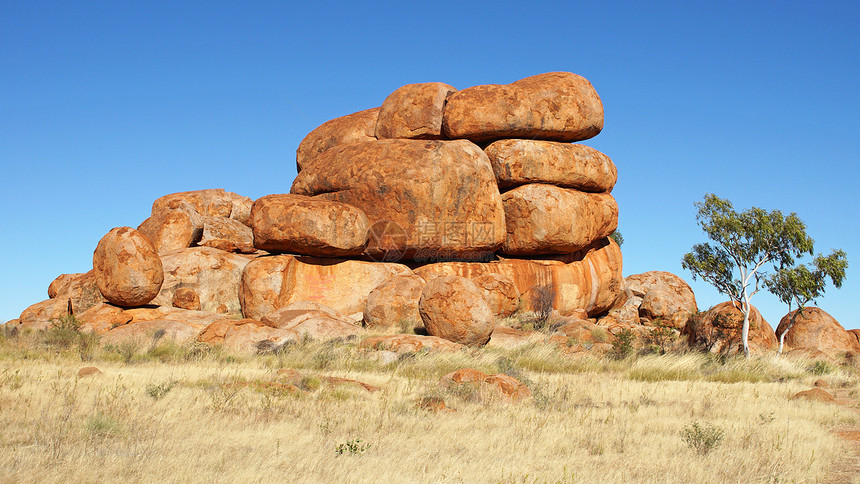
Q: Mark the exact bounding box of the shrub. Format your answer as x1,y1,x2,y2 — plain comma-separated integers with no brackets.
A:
681,421,725,455
335,439,371,456
806,360,834,375
611,329,636,360
146,380,177,401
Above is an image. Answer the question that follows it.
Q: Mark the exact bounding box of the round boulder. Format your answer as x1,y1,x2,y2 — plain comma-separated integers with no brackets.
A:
682,301,777,354
775,307,860,355
418,276,494,346
375,82,457,140
92,227,164,307
471,273,520,317
364,274,426,330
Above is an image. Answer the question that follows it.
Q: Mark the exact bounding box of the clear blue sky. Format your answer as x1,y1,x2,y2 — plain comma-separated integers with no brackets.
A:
2,1,858,329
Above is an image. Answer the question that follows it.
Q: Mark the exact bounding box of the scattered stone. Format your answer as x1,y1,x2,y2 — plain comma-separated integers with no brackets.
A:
198,319,299,353
791,388,836,403
364,274,426,330
625,271,698,329
682,301,777,354
261,308,363,341
198,216,256,253
151,189,252,226
441,368,532,402
250,194,369,257
92,227,164,307
77,367,102,378
419,276,495,346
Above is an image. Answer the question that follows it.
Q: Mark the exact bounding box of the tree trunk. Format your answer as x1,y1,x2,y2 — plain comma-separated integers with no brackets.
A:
740,295,751,360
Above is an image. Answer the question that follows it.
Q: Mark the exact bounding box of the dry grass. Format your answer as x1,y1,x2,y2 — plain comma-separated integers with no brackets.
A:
0,329,857,483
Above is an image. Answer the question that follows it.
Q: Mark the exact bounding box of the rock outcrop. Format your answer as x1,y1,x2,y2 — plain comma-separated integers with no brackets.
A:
775,307,860,355
682,301,777,354
363,274,426,330
624,271,698,329
296,107,379,172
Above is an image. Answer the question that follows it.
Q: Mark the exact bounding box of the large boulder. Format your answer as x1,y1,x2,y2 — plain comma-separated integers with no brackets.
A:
375,82,457,140
775,307,860,355
198,216,256,253
198,319,300,353
93,227,164,307
239,255,412,320
624,271,698,329
501,184,618,255
471,273,520,318
137,201,204,254
296,107,379,172
151,247,254,317
442,72,603,143
291,139,505,261
250,194,369,257
363,274,426,330
484,140,617,193
46,271,106,314
682,301,777,354
418,276,494,346
48,273,82,299
414,238,623,317
123,306,225,326
151,189,252,226
18,299,69,331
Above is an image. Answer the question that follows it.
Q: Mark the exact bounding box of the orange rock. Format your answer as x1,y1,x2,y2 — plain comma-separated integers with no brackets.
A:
77,302,132,334
485,140,617,192
442,72,603,143
101,320,203,346
198,318,299,353
48,273,83,299
625,271,698,329
791,388,836,403
18,299,68,331
123,306,224,327
44,271,106,315
414,238,623,317
250,194,369,257
296,107,379,172
151,189,252,226
239,254,412,320
775,307,860,355
171,287,201,311
92,227,164,307
359,334,465,353
261,308,363,341
441,369,532,402
487,327,539,349
556,318,598,343
198,216,256,253
472,273,520,318
682,301,777,354
137,202,204,254
375,82,457,140
419,276,494,346
78,367,102,378
849,329,860,346
364,274,426,330
501,184,617,255
291,139,505,260
152,247,254,317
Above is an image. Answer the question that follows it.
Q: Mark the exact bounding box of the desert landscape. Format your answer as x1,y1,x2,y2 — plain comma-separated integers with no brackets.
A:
2,70,859,483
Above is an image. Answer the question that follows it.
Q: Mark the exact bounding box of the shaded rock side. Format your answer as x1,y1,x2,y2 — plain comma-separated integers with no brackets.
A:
92,227,164,307
418,276,495,346
198,216,256,253
46,271,106,314
250,194,369,257
414,238,623,317
290,139,505,260
137,201,205,254
682,301,777,354
775,307,860,354
151,247,254,317
442,72,603,143
296,107,379,172
239,254,412,320
501,184,618,255
624,271,698,329
375,82,457,140
485,139,617,192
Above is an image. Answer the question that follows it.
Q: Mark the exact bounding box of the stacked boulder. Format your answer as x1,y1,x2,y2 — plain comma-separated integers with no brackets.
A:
13,72,626,351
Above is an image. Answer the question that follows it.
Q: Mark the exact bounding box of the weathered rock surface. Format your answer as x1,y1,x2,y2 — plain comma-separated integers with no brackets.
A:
485,140,617,192
486,326,539,349
240,255,412,320
791,388,836,403
101,320,202,346
502,184,617,255
260,308,363,341
441,368,532,402
682,301,777,354
363,274,426,330
198,319,300,353
171,287,201,310
296,107,379,172
291,139,505,260
414,238,623,317
18,299,68,331
46,271,106,314
77,303,132,334
198,216,256,253
250,194,369,257
48,273,82,299
151,247,253,317
93,227,164,307
442,72,603,143
359,334,465,353
775,307,860,355
151,189,252,226
375,82,457,140
419,276,494,346
624,271,698,329
137,202,204,254
123,306,225,326
471,273,520,317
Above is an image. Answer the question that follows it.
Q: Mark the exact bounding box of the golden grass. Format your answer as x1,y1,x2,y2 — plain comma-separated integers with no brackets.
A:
0,330,857,483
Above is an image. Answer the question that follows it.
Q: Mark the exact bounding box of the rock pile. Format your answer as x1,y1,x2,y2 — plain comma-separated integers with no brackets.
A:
13,72,626,351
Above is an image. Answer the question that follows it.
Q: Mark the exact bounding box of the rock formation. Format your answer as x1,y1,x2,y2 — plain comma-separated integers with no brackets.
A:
775,307,860,355
682,301,777,354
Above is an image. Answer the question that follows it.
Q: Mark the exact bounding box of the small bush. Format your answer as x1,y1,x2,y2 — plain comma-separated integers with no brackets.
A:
591,327,610,343
146,380,177,401
681,421,725,455
806,360,834,375
335,439,371,456
611,330,636,360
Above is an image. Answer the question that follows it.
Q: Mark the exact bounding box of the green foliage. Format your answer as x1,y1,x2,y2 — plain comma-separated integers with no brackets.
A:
609,230,624,246
682,194,819,357
681,421,725,455
806,360,834,375
146,379,178,401
611,329,636,360
334,439,371,456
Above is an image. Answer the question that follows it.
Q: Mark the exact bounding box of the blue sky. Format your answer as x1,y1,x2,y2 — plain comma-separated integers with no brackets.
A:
2,1,858,329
